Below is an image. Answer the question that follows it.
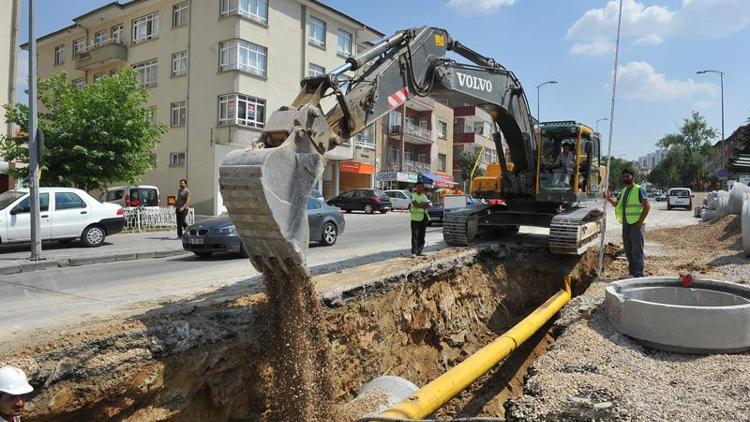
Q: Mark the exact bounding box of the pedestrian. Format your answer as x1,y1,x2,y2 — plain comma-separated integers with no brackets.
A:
175,178,192,239
605,168,651,277
409,182,431,257
0,366,33,422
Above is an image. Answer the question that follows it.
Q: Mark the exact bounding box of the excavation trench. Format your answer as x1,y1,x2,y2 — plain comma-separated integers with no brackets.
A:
7,246,603,421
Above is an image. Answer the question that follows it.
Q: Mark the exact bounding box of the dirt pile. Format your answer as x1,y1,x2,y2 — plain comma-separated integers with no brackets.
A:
648,214,740,251
1,246,601,421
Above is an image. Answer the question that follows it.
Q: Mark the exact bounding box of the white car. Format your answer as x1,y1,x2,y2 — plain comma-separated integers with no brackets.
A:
384,189,412,210
667,187,693,210
0,187,126,247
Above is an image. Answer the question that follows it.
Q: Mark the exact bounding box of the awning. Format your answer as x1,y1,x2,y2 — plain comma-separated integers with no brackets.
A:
419,172,455,188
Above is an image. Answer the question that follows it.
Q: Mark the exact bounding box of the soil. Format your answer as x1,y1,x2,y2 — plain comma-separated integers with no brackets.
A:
0,245,602,421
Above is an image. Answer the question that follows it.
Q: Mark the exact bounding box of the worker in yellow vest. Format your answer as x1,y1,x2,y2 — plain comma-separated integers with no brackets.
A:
410,182,431,257
605,168,651,277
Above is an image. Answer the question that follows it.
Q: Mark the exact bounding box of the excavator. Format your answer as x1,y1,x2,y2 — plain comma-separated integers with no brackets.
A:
219,26,604,279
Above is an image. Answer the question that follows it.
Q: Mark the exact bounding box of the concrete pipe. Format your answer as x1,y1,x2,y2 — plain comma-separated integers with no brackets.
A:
743,196,750,256
716,191,730,217
606,277,750,354
729,183,749,215
346,376,419,418
701,208,717,222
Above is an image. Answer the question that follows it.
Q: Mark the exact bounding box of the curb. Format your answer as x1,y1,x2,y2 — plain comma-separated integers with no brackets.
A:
0,248,189,276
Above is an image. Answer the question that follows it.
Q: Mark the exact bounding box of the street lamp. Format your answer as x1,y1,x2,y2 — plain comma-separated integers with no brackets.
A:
596,117,608,133
536,80,558,132
696,69,725,184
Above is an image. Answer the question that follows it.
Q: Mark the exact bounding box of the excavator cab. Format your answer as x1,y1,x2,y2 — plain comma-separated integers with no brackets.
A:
537,121,602,200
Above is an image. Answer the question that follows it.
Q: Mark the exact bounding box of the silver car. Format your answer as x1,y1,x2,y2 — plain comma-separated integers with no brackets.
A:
384,189,412,210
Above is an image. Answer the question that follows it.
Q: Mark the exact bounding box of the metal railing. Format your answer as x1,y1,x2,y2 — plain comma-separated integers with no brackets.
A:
405,121,432,139
123,207,195,232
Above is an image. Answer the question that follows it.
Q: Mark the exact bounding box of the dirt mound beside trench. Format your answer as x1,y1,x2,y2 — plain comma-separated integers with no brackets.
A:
2,246,602,421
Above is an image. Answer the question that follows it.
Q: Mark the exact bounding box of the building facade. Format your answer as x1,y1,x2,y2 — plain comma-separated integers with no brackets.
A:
452,106,505,188
375,97,454,191
31,0,382,214
636,149,666,170
0,0,20,192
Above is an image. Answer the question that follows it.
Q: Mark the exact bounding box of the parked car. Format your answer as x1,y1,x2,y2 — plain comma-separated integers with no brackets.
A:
311,189,324,202
0,188,125,247
384,189,412,210
101,185,160,208
656,192,668,202
183,197,345,257
427,195,480,226
667,187,693,210
327,189,392,214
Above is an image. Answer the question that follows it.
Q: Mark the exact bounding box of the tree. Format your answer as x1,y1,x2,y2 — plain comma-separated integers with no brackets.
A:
650,111,717,190
1,69,167,191
457,150,484,182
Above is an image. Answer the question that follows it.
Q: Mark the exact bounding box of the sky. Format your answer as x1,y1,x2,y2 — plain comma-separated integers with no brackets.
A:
15,0,750,160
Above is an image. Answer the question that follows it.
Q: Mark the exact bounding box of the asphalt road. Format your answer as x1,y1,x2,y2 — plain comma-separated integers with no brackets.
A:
0,201,699,342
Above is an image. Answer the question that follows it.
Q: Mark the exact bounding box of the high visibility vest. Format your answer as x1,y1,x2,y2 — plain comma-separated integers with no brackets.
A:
410,193,430,222
615,184,645,225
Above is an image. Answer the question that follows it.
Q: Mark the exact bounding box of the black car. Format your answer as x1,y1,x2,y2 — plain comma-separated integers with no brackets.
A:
183,198,345,257
327,189,392,214
427,196,480,226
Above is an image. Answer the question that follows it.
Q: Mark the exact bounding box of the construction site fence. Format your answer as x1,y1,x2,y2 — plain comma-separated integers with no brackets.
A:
123,207,195,232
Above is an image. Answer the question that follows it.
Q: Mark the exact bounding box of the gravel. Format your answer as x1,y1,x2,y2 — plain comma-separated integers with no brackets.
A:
506,216,750,421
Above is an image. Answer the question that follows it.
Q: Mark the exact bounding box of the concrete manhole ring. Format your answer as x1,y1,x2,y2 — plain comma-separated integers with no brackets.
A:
605,277,750,354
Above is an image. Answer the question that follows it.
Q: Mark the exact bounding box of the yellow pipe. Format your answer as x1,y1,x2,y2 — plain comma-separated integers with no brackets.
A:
379,277,573,420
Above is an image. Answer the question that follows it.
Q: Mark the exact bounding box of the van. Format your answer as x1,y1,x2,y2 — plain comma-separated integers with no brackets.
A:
101,185,160,208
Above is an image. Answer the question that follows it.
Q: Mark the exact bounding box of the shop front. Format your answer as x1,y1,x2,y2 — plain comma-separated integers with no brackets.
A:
418,172,456,189
376,170,419,190
338,161,374,193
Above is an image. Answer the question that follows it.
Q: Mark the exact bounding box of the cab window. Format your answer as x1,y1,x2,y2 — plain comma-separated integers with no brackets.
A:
13,193,50,213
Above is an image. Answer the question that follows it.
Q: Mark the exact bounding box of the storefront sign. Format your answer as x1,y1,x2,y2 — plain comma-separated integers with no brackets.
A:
397,172,418,183
340,161,374,174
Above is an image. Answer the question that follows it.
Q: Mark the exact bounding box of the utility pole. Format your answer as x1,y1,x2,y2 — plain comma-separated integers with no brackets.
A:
696,69,726,187
28,0,42,260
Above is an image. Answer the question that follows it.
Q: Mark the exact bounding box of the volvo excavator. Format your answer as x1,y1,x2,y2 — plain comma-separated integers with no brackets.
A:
219,26,604,279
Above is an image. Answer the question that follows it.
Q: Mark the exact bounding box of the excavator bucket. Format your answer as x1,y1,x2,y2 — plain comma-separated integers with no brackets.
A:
219,130,324,278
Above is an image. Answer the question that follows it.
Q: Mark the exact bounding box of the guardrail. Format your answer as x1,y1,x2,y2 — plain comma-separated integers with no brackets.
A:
123,207,195,232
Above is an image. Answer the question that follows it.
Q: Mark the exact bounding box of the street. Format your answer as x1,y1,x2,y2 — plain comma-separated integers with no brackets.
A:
0,201,698,343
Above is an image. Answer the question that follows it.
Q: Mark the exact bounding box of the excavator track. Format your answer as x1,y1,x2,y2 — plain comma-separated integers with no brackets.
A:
443,206,488,246
548,206,603,255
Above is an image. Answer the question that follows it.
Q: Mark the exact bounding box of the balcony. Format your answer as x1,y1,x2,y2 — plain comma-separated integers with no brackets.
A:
75,40,128,71
388,120,433,145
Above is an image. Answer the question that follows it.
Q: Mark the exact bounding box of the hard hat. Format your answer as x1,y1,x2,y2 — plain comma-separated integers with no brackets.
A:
0,366,33,395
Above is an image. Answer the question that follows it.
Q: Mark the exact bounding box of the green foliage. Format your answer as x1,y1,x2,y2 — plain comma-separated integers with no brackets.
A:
1,69,167,191
458,150,484,181
603,156,642,190
648,111,717,190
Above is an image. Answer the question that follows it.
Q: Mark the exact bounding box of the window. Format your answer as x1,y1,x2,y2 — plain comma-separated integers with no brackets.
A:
93,30,107,47
93,72,106,82
111,24,124,44
170,101,187,127
172,51,188,76
169,152,186,167
308,63,325,77
55,192,86,210
337,29,352,56
132,12,159,44
54,45,64,65
72,38,86,56
438,120,447,139
146,106,157,125
132,59,158,88
404,150,414,162
219,40,267,77
220,0,268,24
306,198,321,210
388,111,402,133
438,153,447,172
388,146,400,166
72,78,85,89
172,2,189,27
474,121,493,137
308,16,326,47
218,94,266,128
14,193,49,213
106,189,125,202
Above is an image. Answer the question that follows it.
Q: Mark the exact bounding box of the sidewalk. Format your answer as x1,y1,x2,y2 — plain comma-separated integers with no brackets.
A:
0,231,187,275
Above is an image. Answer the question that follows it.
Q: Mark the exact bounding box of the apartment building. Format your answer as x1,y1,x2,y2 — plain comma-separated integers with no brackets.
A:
452,106,507,186
31,0,382,214
0,0,20,192
375,97,454,190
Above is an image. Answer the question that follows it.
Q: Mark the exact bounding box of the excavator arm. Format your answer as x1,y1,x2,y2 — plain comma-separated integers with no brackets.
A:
219,26,536,278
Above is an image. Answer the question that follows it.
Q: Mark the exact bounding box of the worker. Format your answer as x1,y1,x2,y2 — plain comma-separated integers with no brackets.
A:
605,168,651,277
553,143,576,187
409,181,431,257
0,366,34,422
